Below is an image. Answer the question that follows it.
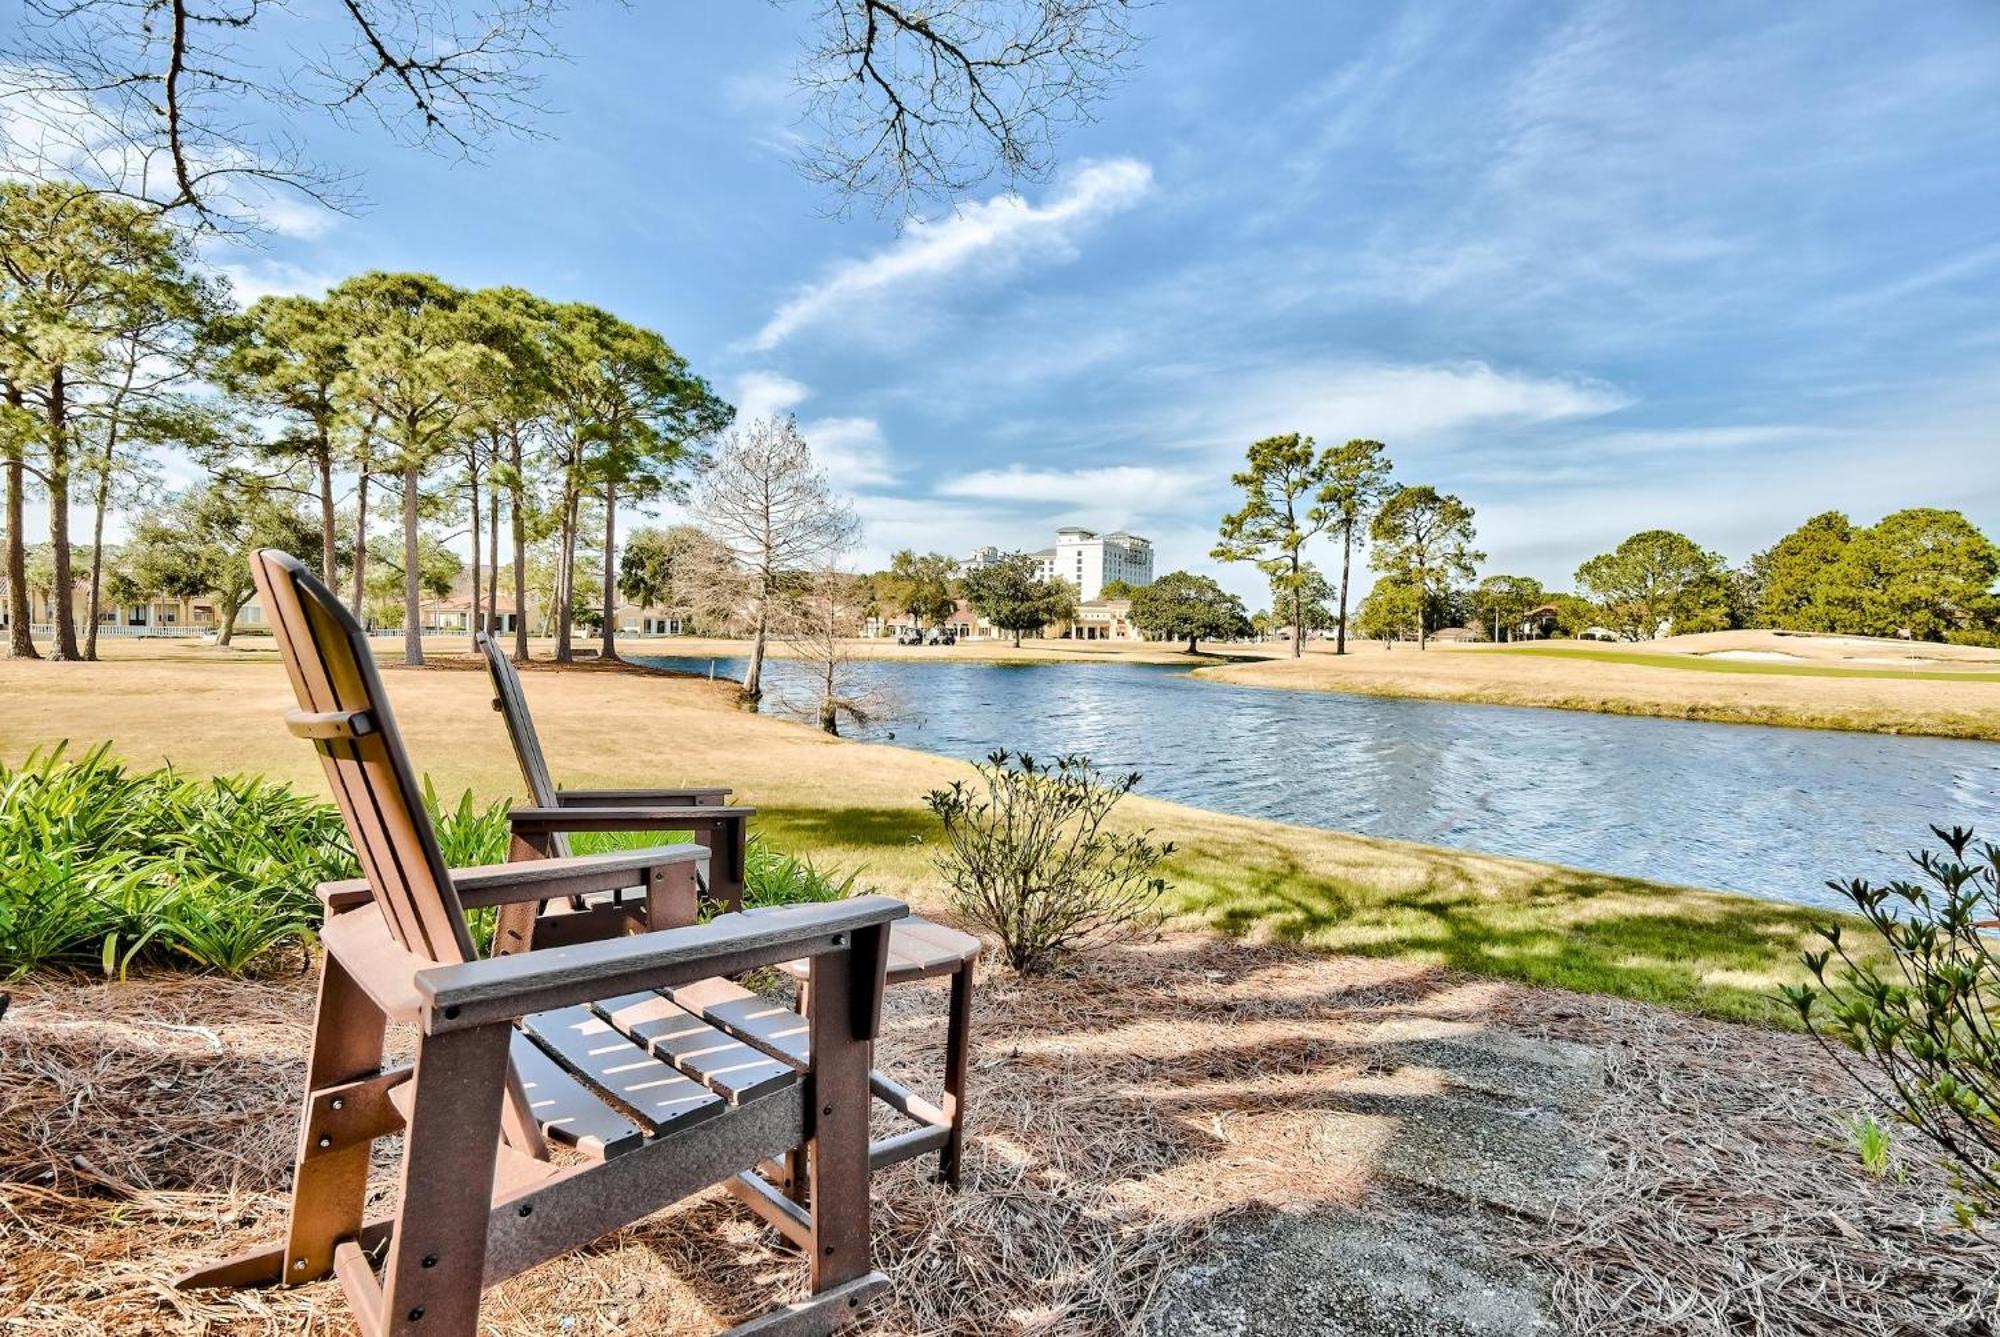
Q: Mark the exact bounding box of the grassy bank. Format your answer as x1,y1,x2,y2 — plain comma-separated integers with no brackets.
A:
1201,635,2000,741
0,640,1865,1026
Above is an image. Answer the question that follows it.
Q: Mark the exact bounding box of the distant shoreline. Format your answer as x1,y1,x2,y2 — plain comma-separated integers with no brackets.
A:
1196,632,2000,743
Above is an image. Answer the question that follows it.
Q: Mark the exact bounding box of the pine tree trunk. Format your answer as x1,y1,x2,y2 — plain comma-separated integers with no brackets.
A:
1289,550,1303,659
3,379,35,658
402,462,423,666
486,483,500,640
317,446,337,587
554,489,577,663
46,368,79,660
84,456,111,661
350,468,369,617
599,477,617,662
510,426,527,662
1416,559,1429,650
1335,525,1353,655
466,462,481,656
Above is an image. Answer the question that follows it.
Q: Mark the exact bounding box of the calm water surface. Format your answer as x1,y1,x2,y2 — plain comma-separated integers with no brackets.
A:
638,654,2000,912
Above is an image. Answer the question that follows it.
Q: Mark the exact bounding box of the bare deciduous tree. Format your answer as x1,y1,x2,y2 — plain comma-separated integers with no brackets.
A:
693,416,857,703
779,562,884,735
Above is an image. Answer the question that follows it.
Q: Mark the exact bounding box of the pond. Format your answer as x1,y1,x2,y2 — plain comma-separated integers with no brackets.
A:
636,653,2000,912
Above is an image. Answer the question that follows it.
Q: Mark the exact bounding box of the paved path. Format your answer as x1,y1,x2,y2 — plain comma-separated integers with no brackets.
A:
1147,1020,1607,1336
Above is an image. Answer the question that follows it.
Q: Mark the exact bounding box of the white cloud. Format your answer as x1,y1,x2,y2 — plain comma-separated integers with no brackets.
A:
1125,359,1629,457
728,372,897,490
747,157,1154,350
938,464,1208,513
801,416,897,489
210,258,343,306
732,370,811,421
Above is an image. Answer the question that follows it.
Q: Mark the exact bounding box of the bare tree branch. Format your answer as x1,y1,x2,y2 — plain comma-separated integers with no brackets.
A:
797,0,1144,217
0,0,563,233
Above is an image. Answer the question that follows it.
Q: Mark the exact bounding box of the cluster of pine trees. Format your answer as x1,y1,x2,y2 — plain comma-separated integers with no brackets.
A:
1,182,730,664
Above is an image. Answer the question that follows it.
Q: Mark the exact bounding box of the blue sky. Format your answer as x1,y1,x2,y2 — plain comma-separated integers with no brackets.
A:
182,2,2000,601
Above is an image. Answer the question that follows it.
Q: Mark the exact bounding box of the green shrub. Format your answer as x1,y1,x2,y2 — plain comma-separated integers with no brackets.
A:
0,746,355,977
0,745,851,978
1786,825,2000,1223
924,750,1172,974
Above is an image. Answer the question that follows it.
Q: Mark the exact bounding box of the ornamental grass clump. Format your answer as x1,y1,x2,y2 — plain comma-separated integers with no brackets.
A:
1784,824,2000,1223
924,750,1172,974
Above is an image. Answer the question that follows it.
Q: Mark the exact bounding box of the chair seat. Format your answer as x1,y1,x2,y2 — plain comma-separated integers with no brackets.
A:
514,988,803,1160
777,915,980,987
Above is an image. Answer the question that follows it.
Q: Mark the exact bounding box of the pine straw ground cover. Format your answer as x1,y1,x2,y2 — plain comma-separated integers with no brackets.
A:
3,933,1997,1336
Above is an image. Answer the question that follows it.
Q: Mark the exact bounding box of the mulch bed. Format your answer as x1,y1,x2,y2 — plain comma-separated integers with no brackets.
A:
3,933,1995,1335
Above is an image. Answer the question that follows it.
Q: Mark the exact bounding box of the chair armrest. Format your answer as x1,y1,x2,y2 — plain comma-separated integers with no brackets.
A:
317,846,710,914
416,895,908,1033
507,804,754,833
557,787,732,808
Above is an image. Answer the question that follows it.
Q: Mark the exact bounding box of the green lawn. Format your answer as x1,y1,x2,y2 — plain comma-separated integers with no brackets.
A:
754,803,1856,1029
1489,643,2000,682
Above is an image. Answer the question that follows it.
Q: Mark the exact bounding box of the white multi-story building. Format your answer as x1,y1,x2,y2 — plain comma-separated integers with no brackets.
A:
1053,526,1154,601
968,527,1154,602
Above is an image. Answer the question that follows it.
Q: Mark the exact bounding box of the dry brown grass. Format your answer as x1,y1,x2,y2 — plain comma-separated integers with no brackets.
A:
1201,637,2000,741
4,935,1994,1335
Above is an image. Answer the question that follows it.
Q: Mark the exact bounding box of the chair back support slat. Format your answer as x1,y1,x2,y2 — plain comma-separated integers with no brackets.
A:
254,549,476,965
477,633,571,855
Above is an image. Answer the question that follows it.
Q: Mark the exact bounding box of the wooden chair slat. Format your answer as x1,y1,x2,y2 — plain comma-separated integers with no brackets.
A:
477,633,566,852
521,1005,725,1136
252,550,475,964
665,978,812,1071
508,1030,645,1159
595,993,798,1104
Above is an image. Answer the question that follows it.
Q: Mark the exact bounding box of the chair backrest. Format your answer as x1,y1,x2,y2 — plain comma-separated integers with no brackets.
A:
476,632,571,855
254,549,477,965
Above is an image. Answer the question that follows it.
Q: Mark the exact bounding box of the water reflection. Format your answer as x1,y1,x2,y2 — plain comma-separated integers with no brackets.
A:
638,654,2000,912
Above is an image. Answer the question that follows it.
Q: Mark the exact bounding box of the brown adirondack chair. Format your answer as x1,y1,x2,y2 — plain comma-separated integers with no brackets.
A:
478,631,753,914
480,629,981,1188
176,549,905,1337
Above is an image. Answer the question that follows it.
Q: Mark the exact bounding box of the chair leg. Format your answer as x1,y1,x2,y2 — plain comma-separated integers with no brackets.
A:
939,962,974,1189
805,926,882,1294
378,1023,511,1337
283,950,390,1283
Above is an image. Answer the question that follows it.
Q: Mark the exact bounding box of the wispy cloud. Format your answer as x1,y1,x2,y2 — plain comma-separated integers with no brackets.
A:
1132,359,1630,457
732,370,811,421
728,371,897,490
209,257,343,306
938,464,1208,512
747,157,1154,350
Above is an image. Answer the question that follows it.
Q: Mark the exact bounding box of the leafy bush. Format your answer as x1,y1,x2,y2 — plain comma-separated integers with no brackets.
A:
1785,825,2000,1223
1,745,354,976
924,750,1172,973
0,746,853,978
